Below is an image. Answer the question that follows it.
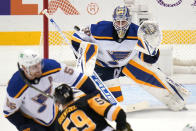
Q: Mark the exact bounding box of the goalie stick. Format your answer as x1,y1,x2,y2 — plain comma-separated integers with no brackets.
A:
41,9,150,112
17,62,53,99
41,9,118,105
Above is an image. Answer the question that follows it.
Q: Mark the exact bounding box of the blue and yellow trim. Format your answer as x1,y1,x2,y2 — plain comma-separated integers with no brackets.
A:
84,44,98,64
93,35,113,40
122,60,171,93
95,61,104,67
14,84,28,98
13,68,61,98
138,52,144,62
74,75,88,89
108,86,123,102
42,68,61,77
126,36,138,40
95,59,109,67
136,37,145,49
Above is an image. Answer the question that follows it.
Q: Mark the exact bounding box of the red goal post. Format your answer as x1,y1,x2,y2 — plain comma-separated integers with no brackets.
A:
42,0,80,65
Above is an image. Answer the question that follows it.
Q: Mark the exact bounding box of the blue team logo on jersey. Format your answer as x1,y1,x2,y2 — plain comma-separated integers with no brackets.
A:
32,77,53,113
107,51,131,65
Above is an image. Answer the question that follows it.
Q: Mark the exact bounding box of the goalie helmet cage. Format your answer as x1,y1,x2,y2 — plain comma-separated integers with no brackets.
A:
42,0,196,77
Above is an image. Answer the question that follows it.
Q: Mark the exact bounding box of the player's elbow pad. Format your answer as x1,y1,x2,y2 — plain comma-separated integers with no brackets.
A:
143,49,160,64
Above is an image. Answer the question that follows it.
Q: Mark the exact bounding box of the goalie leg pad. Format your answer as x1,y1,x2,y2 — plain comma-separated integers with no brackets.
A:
122,57,190,111
104,78,124,102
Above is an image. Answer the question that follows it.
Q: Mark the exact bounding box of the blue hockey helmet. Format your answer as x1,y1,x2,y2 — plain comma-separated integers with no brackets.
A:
113,6,131,38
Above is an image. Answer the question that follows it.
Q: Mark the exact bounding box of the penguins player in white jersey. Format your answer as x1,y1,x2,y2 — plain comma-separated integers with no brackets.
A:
71,6,190,111
3,49,100,131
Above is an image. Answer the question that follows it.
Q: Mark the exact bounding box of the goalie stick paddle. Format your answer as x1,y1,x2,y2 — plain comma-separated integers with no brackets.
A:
17,63,53,99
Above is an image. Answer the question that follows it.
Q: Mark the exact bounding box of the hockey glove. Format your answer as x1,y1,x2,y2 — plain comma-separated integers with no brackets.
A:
116,122,133,131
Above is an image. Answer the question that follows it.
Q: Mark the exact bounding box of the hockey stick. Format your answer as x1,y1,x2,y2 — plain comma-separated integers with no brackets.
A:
17,63,53,99
41,10,150,112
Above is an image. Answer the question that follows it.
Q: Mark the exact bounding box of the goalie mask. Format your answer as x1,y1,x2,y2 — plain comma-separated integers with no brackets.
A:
113,6,131,39
18,49,42,78
54,84,74,105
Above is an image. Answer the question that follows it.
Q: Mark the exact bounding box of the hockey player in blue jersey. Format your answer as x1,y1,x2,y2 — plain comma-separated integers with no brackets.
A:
71,5,190,111
3,49,100,131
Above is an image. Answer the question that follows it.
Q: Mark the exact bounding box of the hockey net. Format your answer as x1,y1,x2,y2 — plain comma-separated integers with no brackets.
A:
41,0,196,77
161,30,196,74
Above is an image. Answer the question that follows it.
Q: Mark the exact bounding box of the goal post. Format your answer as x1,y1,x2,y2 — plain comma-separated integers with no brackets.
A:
43,0,48,59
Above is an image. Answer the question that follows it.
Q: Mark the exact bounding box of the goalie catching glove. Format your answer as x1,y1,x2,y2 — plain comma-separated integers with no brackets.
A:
136,20,162,56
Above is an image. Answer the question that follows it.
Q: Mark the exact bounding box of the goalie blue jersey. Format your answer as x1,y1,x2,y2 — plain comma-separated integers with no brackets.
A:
73,21,145,67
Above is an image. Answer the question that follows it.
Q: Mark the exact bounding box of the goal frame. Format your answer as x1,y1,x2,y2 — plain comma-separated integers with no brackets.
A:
43,0,49,59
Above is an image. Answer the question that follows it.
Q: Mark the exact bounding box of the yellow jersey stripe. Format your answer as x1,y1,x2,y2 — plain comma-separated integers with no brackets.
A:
14,84,28,98
93,36,113,39
42,68,61,76
108,86,121,92
75,75,88,89
126,36,138,39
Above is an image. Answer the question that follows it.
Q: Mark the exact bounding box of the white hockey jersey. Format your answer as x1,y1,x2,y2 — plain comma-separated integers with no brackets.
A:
3,59,88,126
73,21,144,68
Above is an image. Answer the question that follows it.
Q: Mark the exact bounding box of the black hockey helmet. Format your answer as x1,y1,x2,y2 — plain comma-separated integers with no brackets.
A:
53,84,74,105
